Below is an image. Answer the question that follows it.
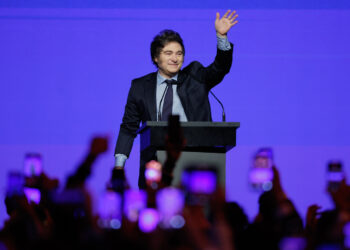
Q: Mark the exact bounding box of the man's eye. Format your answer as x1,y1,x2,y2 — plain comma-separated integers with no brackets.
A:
164,52,172,55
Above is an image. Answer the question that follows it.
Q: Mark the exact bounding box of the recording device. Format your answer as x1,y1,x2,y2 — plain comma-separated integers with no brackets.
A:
145,160,162,184
344,222,350,248
23,187,41,204
182,166,217,205
6,172,25,197
52,189,88,221
279,237,306,250
138,208,159,233
24,153,42,177
110,167,128,193
123,189,147,222
156,187,185,229
249,148,274,192
327,161,344,191
6,173,44,219
97,191,122,229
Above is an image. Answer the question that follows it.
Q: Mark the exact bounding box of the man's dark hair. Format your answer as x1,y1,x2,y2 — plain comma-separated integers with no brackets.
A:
150,29,185,67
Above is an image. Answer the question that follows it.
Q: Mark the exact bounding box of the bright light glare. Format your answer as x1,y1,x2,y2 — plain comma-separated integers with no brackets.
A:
139,208,159,233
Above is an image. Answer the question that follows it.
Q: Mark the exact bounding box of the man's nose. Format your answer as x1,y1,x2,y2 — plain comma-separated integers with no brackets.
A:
170,54,178,62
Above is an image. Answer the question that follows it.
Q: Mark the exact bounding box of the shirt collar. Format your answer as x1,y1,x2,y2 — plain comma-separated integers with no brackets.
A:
157,72,178,85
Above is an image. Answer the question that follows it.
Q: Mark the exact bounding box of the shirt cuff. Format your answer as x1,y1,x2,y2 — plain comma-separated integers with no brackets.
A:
115,154,128,167
216,34,231,51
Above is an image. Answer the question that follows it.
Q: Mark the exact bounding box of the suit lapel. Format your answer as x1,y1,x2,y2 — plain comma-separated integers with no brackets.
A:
177,70,192,120
144,73,157,121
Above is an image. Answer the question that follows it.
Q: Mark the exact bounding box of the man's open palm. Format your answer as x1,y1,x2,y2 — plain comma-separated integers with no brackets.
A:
215,9,238,36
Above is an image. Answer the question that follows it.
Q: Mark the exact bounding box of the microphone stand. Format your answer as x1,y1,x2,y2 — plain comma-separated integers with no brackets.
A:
210,90,226,122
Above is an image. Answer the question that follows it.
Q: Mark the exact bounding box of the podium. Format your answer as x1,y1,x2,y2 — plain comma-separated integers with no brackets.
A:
137,121,240,187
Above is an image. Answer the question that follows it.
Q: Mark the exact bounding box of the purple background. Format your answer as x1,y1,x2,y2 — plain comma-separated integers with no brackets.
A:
0,5,350,226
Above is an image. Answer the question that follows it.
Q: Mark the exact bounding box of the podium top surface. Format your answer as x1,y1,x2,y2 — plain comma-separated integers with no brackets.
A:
138,121,240,153
138,121,240,134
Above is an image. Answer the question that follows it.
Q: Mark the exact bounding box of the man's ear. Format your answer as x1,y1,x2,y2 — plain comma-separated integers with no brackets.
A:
154,57,158,63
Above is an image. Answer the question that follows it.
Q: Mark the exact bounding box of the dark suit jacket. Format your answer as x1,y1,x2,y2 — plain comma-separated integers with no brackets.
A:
115,45,233,157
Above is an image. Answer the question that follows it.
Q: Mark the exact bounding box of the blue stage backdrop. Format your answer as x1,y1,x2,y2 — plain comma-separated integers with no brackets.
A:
0,1,350,227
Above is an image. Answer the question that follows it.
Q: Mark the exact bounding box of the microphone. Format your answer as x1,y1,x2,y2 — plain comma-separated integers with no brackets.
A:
209,90,226,122
157,79,177,121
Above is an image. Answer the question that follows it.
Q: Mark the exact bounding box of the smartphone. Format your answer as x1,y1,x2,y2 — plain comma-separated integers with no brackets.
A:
344,221,350,248
249,148,274,192
97,191,122,229
23,187,41,204
53,189,85,204
145,160,162,184
24,153,42,177
187,171,217,194
123,189,147,222
138,208,159,233
279,237,306,250
327,161,344,191
156,187,185,229
182,166,217,205
7,172,25,197
110,167,127,193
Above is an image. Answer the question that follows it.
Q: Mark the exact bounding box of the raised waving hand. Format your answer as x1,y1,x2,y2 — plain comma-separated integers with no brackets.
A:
215,9,238,37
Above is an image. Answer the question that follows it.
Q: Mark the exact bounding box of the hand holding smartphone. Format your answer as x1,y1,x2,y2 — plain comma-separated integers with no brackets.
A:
123,189,147,222
182,165,217,206
145,160,162,187
327,161,344,192
249,148,274,192
24,153,42,177
156,187,185,229
7,172,25,197
97,191,122,229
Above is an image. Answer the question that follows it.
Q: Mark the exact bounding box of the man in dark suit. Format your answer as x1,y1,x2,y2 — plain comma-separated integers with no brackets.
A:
114,10,238,187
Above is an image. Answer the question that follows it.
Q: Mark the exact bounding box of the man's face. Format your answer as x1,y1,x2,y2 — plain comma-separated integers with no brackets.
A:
154,41,184,78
